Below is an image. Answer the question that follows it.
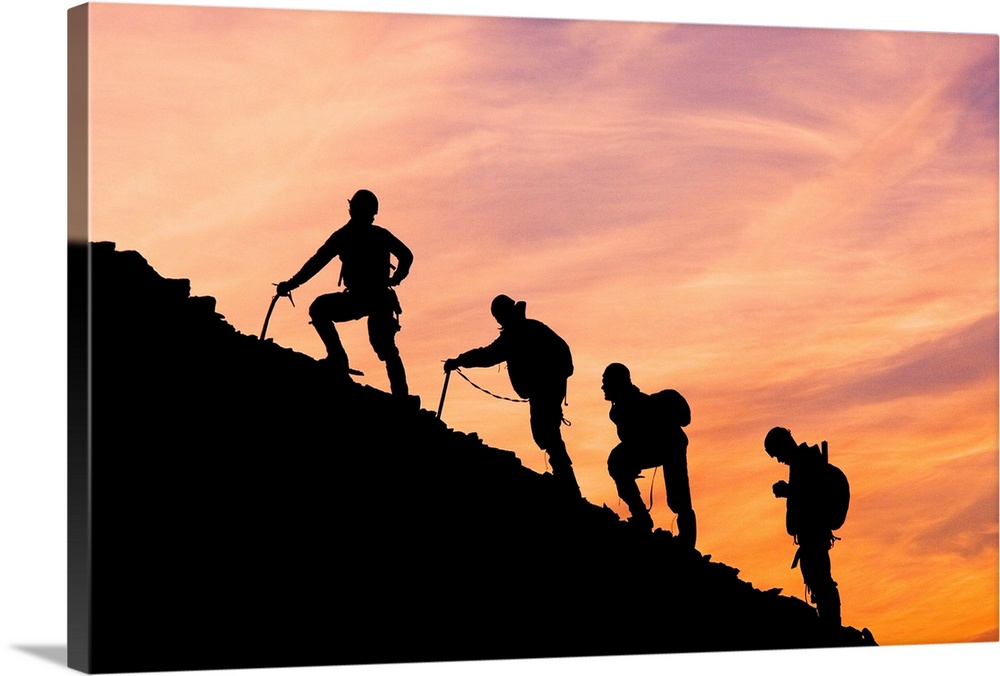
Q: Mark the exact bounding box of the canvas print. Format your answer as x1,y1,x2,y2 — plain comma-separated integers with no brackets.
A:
67,2,999,673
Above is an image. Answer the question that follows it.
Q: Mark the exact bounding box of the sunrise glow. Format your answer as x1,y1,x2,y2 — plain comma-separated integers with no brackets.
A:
85,3,998,646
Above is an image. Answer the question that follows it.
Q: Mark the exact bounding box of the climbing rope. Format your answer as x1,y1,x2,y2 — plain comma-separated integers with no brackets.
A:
453,367,529,403
453,367,573,427
640,466,679,536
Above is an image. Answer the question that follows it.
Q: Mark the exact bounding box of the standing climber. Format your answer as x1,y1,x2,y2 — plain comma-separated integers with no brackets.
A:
764,426,843,627
275,189,414,398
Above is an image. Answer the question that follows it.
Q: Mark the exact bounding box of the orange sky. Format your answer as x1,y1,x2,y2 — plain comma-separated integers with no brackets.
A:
83,3,998,647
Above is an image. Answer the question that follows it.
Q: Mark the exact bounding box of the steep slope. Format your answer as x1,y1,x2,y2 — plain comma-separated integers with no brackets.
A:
73,241,877,673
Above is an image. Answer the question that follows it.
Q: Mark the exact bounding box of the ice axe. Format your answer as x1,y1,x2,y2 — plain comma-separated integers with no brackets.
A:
437,367,452,419
260,285,294,341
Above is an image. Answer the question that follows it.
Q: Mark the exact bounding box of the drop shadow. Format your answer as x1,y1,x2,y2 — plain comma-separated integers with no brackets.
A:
12,645,67,667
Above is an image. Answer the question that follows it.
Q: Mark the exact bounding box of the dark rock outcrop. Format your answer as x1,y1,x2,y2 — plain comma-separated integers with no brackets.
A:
72,241,877,674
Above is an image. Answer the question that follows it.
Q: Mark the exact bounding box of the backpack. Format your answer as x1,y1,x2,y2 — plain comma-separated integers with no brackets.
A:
821,441,851,531
534,319,573,379
552,332,574,379
649,388,691,427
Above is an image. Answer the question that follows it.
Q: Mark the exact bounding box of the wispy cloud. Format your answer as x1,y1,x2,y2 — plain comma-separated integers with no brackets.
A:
87,5,998,646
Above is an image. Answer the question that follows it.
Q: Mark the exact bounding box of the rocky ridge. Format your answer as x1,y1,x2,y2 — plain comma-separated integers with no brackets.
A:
75,241,877,674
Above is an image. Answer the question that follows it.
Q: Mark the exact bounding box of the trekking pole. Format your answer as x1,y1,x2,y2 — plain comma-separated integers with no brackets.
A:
260,285,294,341
437,368,451,419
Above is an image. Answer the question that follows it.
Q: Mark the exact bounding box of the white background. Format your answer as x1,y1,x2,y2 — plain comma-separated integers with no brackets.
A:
2,1,998,675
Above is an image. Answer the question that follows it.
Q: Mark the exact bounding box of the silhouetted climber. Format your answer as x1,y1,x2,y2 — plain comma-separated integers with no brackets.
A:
275,189,414,399
444,295,581,498
764,426,843,628
601,363,696,544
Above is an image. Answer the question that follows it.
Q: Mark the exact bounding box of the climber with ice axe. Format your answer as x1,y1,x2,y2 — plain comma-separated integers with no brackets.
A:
442,294,581,498
273,189,416,400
